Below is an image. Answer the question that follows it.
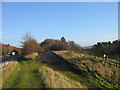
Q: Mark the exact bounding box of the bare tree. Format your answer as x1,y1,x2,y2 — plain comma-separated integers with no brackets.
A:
21,33,43,54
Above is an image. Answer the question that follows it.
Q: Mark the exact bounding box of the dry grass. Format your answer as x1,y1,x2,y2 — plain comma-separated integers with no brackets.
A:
53,51,120,87
39,65,86,88
53,51,81,59
80,60,120,85
0,61,18,85
25,52,38,59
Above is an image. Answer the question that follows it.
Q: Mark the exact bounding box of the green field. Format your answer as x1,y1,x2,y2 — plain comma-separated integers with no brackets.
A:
2,58,44,88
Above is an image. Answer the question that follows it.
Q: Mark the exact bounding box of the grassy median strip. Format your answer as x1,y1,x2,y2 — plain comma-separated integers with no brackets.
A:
2,58,44,88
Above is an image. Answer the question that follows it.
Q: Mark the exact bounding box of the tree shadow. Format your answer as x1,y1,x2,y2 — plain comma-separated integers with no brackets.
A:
37,52,94,78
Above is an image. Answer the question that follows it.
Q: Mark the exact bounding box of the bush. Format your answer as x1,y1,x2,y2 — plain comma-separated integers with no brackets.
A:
25,52,39,60
50,41,68,51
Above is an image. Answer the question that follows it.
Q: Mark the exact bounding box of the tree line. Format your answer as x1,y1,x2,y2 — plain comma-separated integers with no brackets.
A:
2,33,119,60
21,33,83,55
90,40,120,59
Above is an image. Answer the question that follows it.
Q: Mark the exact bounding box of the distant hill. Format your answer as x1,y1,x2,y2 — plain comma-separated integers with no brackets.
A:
83,45,92,49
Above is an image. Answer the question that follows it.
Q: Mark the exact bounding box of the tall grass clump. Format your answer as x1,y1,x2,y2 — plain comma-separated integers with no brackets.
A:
25,52,38,60
39,65,86,88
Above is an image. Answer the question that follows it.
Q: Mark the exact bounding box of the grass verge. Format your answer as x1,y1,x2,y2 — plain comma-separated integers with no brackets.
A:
2,58,44,88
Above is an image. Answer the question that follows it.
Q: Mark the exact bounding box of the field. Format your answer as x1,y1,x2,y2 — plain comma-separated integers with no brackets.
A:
53,51,120,88
2,51,120,89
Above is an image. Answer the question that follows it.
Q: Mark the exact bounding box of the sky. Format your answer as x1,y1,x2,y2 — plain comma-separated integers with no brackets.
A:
2,2,118,47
